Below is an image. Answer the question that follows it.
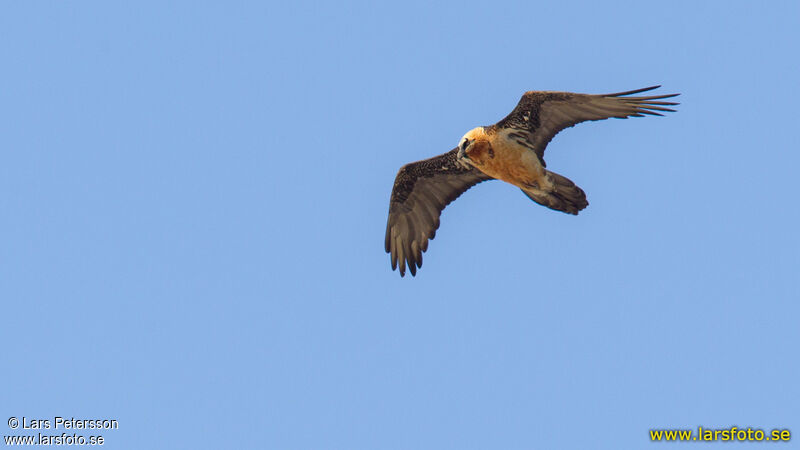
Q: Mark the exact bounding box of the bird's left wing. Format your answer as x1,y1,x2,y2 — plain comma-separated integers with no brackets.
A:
386,149,491,277
495,85,679,165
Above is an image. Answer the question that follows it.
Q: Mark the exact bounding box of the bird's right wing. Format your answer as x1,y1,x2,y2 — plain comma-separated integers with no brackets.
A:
385,149,492,277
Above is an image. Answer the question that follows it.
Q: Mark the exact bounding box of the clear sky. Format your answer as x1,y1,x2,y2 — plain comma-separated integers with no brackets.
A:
1,1,798,449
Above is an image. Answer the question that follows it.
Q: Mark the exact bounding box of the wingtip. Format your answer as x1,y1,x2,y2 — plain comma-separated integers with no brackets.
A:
605,85,661,97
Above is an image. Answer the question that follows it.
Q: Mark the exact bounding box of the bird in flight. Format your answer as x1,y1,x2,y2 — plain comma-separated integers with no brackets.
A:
385,85,679,277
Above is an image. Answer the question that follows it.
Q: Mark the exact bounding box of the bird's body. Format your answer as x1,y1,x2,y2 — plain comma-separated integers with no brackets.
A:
385,86,679,276
460,126,550,192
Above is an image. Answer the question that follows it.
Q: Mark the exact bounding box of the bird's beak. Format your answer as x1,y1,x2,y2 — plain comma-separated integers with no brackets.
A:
457,147,468,160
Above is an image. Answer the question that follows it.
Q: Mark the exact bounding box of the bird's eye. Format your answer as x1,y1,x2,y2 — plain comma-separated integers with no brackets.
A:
460,139,470,151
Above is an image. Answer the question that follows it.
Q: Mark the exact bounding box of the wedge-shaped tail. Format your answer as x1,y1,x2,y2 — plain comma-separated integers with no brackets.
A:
520,170,588,215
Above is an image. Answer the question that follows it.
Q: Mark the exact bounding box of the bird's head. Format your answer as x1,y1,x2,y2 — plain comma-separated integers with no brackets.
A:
457,127,493,166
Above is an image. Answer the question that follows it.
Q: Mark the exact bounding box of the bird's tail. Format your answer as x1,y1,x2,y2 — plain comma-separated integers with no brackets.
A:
520,170,588,215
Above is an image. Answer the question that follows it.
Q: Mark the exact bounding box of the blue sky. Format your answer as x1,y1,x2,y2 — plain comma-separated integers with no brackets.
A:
1,1,798,449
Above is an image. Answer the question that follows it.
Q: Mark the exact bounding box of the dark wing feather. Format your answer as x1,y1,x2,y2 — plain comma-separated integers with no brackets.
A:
385,149,491,277
495,85,679,164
